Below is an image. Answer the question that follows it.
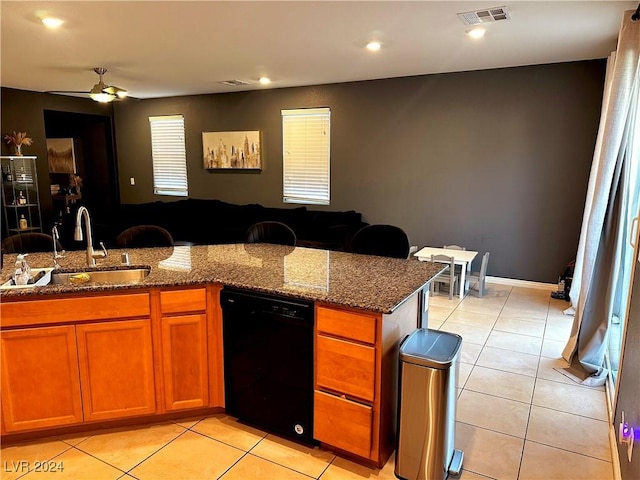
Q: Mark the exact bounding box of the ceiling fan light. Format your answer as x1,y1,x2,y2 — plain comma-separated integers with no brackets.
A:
89,82,115,102
89,92,115,102
366,41,382,52
41,17,64,28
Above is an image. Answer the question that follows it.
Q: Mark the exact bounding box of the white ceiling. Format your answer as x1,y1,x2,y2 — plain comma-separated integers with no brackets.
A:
0,1,635,100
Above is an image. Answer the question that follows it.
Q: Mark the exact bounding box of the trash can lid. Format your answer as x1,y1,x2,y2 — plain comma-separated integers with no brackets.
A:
399,328,462,369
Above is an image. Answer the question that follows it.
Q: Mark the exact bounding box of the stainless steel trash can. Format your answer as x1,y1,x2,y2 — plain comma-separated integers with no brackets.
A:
395,328,464,480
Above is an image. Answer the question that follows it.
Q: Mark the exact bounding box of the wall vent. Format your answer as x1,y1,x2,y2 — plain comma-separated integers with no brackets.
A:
218,80,251,86
458,6,510,25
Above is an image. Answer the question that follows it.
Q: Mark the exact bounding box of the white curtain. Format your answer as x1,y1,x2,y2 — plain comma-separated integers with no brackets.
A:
562,11,640,386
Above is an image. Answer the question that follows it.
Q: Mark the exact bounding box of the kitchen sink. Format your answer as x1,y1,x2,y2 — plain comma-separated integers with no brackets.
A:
50,267,151,285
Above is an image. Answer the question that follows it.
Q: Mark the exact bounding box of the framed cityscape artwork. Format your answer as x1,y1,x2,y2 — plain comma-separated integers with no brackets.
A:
202,130,261,170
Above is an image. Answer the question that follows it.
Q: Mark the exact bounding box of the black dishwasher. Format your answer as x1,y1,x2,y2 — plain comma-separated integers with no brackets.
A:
221,287,315,444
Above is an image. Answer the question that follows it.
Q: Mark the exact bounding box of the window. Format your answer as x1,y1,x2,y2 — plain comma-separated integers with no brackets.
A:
282,107,330,205
149,115,188,197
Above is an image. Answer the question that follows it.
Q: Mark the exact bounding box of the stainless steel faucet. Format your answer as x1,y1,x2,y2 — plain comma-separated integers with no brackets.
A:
52,223,65,269
74,206,107,266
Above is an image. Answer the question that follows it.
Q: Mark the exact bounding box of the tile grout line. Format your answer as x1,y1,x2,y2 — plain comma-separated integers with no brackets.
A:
522,438,615,464
215,451,251,479
116,426,191,476
55,444,130,478
243,434,327,479
516,287,554,479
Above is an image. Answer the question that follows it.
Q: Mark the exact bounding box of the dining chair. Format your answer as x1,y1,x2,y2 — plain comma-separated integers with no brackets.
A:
349,224,411,259
429,254,458,300
467,251,490,297
443,244,466,275
245,221,297,246
1,232,62,254
115,225,174,248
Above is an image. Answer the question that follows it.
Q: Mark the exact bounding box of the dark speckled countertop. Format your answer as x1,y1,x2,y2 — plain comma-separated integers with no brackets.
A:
0,244,445,313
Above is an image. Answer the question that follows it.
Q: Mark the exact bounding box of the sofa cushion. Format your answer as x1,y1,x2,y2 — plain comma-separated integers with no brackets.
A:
110,199,364,250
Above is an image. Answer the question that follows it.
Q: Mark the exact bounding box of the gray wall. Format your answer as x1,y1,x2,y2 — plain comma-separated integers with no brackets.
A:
114,61,605,283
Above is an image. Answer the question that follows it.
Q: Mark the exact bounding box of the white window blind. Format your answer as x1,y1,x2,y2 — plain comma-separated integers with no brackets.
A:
149,115,188,197
282,107,330,205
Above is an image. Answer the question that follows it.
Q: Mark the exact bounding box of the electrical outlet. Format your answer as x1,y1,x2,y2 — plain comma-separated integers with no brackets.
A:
619,412,635,462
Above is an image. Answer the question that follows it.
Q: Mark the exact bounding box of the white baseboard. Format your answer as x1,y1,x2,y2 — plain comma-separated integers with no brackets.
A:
485,276,556,290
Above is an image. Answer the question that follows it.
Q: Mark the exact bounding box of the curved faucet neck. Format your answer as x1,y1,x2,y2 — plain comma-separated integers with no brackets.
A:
75,206,95,266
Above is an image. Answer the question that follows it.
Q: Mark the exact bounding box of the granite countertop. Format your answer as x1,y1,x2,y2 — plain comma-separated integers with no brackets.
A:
0,244,445,313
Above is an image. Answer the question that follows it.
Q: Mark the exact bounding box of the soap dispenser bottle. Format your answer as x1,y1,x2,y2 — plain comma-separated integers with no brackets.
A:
13,253,31,285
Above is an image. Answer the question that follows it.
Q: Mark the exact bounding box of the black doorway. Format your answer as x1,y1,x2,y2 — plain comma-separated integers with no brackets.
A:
44,110,119,246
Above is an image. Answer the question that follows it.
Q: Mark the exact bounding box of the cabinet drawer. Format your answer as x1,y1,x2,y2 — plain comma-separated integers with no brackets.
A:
314,390,372,459
1,293,150,328
160,288,207,314
316,335,375,402
316,306,376,344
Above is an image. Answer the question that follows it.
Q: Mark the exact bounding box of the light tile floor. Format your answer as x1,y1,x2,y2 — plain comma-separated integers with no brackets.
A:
0,283,613,480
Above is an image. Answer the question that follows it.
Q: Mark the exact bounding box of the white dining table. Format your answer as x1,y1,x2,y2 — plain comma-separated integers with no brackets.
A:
414,246,478,299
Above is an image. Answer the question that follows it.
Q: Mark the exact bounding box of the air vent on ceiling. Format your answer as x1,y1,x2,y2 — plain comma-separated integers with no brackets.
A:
218,80,251,87
457,6,510,25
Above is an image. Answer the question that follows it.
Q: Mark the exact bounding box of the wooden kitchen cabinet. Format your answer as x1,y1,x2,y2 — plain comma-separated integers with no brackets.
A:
0,286,227,439
315,306,378,461
76,319,156,421
1,325,83,432
314,296,417,467
160,288,209,411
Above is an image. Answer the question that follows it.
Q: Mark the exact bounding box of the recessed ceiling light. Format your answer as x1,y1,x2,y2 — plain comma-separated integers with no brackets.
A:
467,28,486,39
366,41,382,52
259,77,271,85
41,17,64,28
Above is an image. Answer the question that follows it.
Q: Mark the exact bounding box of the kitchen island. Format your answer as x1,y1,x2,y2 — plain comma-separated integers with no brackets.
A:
0,244,444,467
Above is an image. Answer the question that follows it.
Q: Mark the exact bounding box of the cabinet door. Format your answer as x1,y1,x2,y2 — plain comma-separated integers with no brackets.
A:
1,326,83,432
314,391,373,459
76,319,156,422
161,314,209,410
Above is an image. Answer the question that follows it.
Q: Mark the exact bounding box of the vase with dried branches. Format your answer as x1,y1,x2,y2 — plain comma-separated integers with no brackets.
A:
3,131,33,156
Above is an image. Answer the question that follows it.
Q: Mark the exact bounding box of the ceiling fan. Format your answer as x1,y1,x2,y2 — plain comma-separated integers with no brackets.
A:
47,67,128,103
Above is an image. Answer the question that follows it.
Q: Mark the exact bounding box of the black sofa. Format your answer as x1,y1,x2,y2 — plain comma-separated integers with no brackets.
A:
107,198,367,251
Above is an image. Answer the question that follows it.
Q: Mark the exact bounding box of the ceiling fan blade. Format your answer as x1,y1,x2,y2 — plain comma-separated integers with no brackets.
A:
45,68,133,101
45,90,90,94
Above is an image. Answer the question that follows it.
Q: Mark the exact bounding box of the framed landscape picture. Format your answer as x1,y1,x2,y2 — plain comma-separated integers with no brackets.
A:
203,131,261,170
46,138,76,174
